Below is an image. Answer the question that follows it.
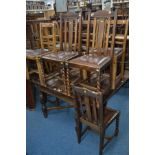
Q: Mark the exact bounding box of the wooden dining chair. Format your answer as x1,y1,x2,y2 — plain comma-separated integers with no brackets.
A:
69,10,118,93
37,12,82,117
82,10,128,89
40,12,82,96
26,19,58,80
73,85,120,155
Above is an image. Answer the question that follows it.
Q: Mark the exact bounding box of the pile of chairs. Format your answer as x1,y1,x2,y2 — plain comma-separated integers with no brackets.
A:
26,10,128,155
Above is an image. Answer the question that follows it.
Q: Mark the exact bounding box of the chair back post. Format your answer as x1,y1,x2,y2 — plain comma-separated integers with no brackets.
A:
111,10,118,60
78,11,82,54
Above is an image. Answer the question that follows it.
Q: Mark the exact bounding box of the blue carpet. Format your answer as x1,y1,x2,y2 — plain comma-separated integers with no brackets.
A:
26,84,129,155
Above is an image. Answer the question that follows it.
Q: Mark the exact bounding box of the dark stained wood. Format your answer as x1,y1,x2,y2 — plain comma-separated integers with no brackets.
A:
73,85,120,155
26,80,35,110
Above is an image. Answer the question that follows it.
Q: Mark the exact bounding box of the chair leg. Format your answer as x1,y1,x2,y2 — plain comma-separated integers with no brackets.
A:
56,97,60,106
75,118,82,144
115,114,120,137
99,129,105,155
40,92,48,118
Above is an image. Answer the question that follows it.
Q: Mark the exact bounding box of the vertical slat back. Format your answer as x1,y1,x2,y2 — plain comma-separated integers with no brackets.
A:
60,12,81,52
80,12,91,54
73,85,104,125
90,10,117,56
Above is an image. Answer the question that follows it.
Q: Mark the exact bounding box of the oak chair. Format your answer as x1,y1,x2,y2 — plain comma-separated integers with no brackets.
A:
69,10,118,93
73,85,120,155
40,12,82,95
81,10,128,89
39,12,82,117
89,10,126,90
26,20,59,84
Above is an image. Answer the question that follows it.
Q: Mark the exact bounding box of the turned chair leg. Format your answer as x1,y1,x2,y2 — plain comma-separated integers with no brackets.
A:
115,114,120,137
40,92,48,118
99,129,105,155
75,118,82,144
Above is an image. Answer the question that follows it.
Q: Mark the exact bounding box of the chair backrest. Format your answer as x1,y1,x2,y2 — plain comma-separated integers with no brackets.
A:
90,10,117,57
60,12,82,53
30,22,40,49
113,19,129,50
73,85,105,126
80,11,91,54
40,22,60,52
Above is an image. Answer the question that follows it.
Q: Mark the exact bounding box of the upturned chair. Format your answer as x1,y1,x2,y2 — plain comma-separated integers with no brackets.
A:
73,85,120,155
69,10,118,93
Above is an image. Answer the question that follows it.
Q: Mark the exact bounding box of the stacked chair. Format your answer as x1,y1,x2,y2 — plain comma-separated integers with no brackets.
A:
26,9,129,155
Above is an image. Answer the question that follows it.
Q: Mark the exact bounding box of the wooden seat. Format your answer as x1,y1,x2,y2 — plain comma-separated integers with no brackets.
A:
69,55,111,70
42,51,79,62
73,85,120,155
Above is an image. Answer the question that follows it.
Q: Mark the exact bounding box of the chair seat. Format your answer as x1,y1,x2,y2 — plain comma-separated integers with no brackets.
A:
80,107,119,128
46,76,66,94
26,49,49,59
69,54,111,69
89,47,122,56
104,107,119,127
42,51,79,62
